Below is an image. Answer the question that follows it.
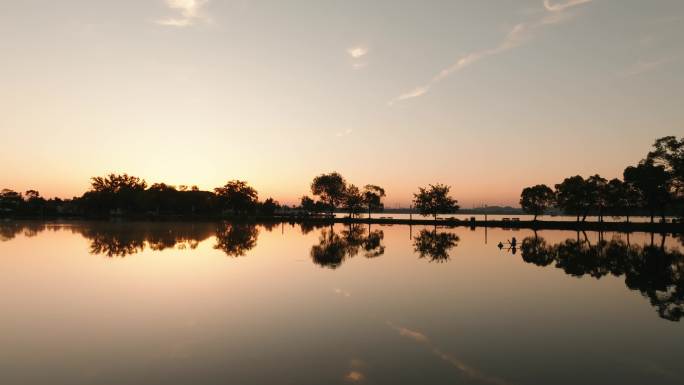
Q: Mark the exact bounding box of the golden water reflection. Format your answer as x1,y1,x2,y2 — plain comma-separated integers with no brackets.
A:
1,221,683,385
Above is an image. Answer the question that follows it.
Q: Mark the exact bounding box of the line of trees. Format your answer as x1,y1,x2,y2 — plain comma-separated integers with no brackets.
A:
0,189,66,216
300,172,461,222
2,170,462,220
520,136,684,223
1,174,280,218
300,172,387,219
3,136,678,222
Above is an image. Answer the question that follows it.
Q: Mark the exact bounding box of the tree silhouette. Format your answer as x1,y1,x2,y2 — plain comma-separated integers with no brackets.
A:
80,173,148,214
624,161,671,223
555,176,592,222
520,184,555,221
362,185,386,220
311,172,347,216
413,229,459,263
259,198,280,216
342,184,364,218
214,180,259,216
300,195,316,213
647,136,684,199
90,173,147,193
586,175,609,222
413,184,459,222
0,189,23,211
300,195,329,214
605,178,641,222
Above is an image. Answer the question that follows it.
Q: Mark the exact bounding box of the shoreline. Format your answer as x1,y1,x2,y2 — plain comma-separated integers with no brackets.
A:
2,215,682,233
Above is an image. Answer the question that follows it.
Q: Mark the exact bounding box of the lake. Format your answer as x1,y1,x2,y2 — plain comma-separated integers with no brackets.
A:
1,221,683,385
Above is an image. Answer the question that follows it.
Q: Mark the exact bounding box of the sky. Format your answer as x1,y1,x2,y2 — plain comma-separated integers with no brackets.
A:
0,0,682,207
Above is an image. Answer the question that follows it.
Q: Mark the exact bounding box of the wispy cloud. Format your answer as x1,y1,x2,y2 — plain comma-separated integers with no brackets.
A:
543,0,592,12
333,287,352,297
617,58,670,77
348,46,370,70
336,129,353,137
156,0,210,27
348,46,369,59
389,0,593,105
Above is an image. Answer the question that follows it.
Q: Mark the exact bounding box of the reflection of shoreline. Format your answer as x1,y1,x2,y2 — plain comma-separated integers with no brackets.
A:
2,215,681,233
517,234,684,322
77,222,217,257
3,222,682,322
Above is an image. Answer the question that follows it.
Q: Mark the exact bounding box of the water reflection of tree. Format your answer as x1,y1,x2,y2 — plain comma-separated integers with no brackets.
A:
88,233,145,257
363,229,385,258
214,223,259,257
520,235,554,267
0,222,48,241
413,229,460,263
74,223,215,257
518,233,684,321
310,224,385,268
300,222,328,235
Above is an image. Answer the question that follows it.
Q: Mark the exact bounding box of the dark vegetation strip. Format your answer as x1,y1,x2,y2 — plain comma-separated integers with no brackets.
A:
1,136,683,224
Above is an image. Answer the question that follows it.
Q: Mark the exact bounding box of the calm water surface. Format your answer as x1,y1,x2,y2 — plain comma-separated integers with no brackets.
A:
1,221,683,385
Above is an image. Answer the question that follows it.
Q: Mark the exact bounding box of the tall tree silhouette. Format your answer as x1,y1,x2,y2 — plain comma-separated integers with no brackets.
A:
623,162,671,223
586,175,609,222
214,180,258,216
520,184,555,221
605,178,641,222
647,136,684,218
555,176,591,222
342,184,364,218
362,185,385,220
413,184,459,222
647,136,684,194
311,172,347,216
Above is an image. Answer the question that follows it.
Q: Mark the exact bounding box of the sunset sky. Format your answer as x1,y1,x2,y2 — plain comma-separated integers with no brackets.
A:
1,0,682,207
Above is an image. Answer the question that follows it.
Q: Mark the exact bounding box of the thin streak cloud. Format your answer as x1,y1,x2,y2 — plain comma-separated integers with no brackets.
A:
156,0,210,27
617,58,670,77
389,0,593,105
544,0,592,12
